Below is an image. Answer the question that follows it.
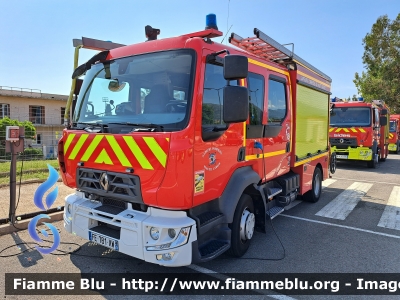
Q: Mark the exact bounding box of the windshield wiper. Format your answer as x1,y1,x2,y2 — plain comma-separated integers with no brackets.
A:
73,122,106,133
108,122,164,132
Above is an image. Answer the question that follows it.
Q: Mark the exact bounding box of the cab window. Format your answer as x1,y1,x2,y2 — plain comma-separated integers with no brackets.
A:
248,73,264,125
268,79,287,123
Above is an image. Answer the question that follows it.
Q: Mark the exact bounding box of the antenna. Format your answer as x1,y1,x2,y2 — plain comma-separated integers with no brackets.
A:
221,24,233,44
222,0,231,44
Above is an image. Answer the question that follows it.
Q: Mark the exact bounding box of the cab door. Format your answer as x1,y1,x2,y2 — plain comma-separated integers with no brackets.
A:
192,49,245,207
245,63,291,181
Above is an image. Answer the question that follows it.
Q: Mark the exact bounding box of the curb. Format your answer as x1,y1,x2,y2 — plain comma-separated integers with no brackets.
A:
0,211,64,236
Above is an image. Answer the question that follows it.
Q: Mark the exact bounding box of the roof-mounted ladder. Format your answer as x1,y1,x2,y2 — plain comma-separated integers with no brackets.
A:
229,28,331,82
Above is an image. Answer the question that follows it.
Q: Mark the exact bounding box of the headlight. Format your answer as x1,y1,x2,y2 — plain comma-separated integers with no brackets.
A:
146,227,191,251
150,227,160,240
168,228,176,239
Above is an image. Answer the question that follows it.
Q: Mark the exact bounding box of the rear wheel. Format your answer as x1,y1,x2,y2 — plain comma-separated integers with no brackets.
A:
303,167,322,203
228,194,255,257
330,152,337,174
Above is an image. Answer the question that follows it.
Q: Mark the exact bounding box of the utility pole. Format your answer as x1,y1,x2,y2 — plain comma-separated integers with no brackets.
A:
5,126,24,224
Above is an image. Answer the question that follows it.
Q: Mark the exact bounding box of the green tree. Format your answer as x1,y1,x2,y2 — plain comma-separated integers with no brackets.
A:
354,13,400,113
0,117,36,141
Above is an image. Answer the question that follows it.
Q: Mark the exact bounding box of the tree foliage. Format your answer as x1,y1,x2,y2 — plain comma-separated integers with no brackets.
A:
354,13,400,113
0,117,36,140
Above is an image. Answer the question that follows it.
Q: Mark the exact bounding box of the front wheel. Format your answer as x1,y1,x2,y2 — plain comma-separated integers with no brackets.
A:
367,152,378,168
303,167,322,203
228,194,255,257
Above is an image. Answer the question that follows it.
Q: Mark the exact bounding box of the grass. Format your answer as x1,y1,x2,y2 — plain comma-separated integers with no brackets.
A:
0,159,59,173
0,170,52,185
0,159,60,185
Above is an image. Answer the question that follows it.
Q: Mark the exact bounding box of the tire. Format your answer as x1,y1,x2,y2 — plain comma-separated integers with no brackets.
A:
367,152,378,168
227,194,255,257
379,149,387,162
303,167,322,203
330,152,337,174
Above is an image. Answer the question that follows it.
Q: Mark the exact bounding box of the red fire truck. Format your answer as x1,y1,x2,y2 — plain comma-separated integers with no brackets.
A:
60,16,334,266
329,99,390,168
389,114,400,154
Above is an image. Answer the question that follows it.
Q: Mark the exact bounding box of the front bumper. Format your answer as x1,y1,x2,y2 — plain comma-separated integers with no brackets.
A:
389,143,398,151
64,191,197,267
331,146,373,161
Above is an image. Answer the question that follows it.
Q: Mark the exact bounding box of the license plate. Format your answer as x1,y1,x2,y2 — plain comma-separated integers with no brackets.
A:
336,155,348,159
89,231,119,251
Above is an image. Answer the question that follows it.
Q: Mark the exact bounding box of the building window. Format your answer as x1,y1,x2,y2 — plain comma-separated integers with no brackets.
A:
0,103,10,118
61,107,66,124
34,133,42,145
29,106,45,124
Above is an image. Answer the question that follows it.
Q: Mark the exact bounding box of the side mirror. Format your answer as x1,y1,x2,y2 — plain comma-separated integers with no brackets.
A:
381,109,388,116
223,86,248,123
72,64,88,79
223,55,248,80
380,116,388,126
86,103,94,116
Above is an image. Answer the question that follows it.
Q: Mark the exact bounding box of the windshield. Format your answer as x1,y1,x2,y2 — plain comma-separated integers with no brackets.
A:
73,49,195,131
390,120,397,132
330,107,371,127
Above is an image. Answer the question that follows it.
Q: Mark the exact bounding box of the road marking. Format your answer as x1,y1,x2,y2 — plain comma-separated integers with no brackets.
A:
322,179,336,189
332,177,399,186
188,264,297,299
377,186,400,230
315,182,372,220
280,214,400,239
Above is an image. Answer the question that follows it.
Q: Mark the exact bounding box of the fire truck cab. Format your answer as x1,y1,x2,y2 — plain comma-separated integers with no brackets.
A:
389,114,400,154
60,16,334,267
329,98,390,168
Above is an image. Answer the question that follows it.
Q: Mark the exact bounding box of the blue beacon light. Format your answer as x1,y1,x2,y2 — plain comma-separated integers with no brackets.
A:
205,14,218,30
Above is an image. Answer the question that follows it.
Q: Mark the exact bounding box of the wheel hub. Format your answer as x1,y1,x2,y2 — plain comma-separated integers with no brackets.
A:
240,209,255,241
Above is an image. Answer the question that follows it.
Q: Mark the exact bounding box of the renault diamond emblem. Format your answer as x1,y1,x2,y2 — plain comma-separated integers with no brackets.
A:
100,173,109,191
339,138,344,144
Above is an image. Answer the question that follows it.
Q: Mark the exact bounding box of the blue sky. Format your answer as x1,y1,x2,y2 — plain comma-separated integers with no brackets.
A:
1,0,399,99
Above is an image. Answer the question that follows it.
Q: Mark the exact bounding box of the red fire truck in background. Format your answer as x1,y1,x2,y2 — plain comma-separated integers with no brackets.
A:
389,114,400,154
329,98,390,168
60,15,334,266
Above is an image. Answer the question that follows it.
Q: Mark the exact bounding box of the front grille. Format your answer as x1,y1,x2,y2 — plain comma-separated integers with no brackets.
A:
77,168,143,204
102,198,126,209
330,138,357,148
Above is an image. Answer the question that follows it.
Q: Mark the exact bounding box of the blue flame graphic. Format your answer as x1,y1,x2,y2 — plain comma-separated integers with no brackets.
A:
28,214,60,254
34,164,59,211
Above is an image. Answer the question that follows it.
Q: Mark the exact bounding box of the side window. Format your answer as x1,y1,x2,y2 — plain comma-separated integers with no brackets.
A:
202,63,237,140
202,64,237,126
248,73,264,125
268,79,287,123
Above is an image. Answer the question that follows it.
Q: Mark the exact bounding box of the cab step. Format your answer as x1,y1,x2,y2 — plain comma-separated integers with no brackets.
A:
266,187,283,199
266,206,284,219
199,240,230,259
198,211,224,227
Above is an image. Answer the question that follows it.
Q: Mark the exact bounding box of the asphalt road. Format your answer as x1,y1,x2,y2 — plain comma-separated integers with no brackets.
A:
0,154,399,299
